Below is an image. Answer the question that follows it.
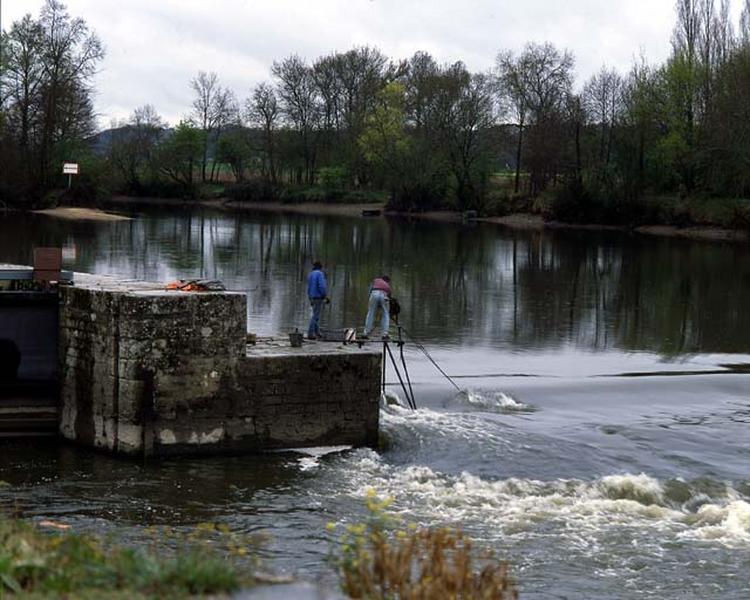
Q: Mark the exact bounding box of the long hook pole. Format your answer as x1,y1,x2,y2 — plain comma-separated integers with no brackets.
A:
397,327,417,409
381,341,387,396
385,341,415,410
399,342,417,409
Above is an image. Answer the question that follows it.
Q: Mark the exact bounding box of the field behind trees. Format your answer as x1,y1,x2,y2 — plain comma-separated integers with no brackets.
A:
2,0,750,229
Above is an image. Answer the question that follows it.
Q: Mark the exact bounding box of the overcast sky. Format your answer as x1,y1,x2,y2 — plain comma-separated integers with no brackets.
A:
3,1,746,127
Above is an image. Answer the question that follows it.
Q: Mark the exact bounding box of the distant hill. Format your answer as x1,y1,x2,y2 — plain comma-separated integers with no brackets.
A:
88,124,255,157
87,125,173,155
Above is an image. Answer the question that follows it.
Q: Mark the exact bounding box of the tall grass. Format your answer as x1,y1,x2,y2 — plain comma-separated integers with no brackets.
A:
329,491,518,599
0,517,258,598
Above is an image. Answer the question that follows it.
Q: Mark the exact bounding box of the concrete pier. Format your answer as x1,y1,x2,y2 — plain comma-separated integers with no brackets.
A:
2,267,382,456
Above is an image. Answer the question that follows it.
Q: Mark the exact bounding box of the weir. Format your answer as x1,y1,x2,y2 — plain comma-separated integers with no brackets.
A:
0,266,381,457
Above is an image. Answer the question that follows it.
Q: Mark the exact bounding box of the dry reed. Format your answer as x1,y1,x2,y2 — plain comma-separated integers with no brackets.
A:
330,490,518,599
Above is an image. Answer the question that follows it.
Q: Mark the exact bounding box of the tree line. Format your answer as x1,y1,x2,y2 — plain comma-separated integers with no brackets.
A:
3,0,750,223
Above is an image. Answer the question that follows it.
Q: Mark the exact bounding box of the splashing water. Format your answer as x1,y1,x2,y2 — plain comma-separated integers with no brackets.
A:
448,389,534,413
326,449,750,548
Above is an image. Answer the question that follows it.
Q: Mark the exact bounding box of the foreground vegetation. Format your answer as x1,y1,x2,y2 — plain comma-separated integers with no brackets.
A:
3,0,750,231
329,491,517,600
0,491,517,599
0,518,252,598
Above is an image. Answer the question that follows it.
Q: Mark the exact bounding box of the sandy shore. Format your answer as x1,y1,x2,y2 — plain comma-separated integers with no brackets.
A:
479,214,546,229
34,207,132,222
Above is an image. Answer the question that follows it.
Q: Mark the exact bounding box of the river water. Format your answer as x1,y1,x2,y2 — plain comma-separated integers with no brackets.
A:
1,208,749,598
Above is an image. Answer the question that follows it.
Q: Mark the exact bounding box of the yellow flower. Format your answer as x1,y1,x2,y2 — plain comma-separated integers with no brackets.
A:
346,524,366,535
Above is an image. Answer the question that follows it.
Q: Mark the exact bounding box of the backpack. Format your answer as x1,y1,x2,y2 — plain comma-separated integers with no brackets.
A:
389,297,401,322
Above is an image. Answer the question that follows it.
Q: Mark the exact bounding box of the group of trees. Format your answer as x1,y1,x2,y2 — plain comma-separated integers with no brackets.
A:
101,46,502,210
4,0,750,218
0,0,103,204
522,0,750,223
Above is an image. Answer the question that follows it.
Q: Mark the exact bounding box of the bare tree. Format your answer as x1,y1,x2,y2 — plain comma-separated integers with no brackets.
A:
209,89,239,182
671,0,701,146
741,0,750,46
2,15,45,150
272,55,320,184
332,47,390,146
190,71,237,182
583,66,624,166
498,42,574,195
0,0,103,192
621,57,661,194
673,0,702,60
38,0,104,185
433,64,496,210
404,51,440,131
713,0,734,65
497,51,527,194
190,72,219,161
246,82,279,183
566,93,585,184
312,53,342,164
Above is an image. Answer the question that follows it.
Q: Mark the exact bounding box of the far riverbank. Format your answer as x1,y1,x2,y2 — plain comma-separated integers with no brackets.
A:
98,196,750,244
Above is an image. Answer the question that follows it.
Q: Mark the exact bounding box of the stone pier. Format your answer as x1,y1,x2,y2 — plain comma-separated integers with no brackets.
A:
58,273,381,457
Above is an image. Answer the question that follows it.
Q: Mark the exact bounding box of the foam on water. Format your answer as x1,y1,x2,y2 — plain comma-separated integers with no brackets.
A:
381,404,508,438
381,390,404,408
326,408,750,549
281,446,352,471
448,389,534,413
681,498,750,545
379,405,516,456
333,451,749,546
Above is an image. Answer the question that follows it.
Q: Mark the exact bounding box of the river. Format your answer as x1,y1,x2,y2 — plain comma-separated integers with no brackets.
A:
1,207,748,598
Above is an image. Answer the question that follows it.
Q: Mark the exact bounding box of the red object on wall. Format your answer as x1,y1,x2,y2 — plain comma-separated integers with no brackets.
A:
33,248,63,282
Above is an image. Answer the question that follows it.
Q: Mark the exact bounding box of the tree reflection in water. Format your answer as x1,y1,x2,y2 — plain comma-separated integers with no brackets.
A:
1,208,748,356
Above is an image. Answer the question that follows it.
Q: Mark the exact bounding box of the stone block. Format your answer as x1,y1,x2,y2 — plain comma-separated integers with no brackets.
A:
58,280,380,457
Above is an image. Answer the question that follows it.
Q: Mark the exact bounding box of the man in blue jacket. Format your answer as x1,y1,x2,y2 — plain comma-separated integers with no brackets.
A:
307,260,329,340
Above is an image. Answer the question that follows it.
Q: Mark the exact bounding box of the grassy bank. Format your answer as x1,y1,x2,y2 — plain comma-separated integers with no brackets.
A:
102,181,387,217
33,170,750,243
0,518,256,598
223,181,387,206
539,189,750,231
